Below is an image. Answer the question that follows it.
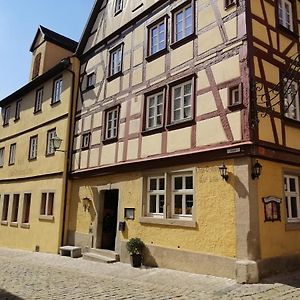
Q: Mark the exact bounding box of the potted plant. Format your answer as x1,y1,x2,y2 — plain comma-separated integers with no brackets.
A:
126,237,144,267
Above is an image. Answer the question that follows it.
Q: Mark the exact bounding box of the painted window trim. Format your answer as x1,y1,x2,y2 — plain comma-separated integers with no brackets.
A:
142,168,196,223
46,128,56,156
167,74,196,130
8,143,16,166
51,76,63,105
170,0,196,49
39,191,55,218
146,15,169,62
103,105,120,144
81,132,91,150
228,83,243,108
147,176,166,217
284,174,300,223
107,43,124,81
28,135,38,161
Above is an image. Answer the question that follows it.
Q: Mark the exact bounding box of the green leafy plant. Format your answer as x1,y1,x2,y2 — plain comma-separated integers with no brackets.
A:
126,237,144,255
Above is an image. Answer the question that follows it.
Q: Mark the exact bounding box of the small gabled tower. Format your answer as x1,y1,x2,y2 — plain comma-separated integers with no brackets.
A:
29,25,78,80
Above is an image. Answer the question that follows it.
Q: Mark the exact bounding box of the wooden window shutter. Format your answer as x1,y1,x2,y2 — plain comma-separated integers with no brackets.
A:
32,53,41,79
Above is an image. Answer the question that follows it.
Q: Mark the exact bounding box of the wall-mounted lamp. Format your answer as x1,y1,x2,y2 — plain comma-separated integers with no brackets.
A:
50,135,66,152
219,163,229,181
82,196,91,212
251,160,262,180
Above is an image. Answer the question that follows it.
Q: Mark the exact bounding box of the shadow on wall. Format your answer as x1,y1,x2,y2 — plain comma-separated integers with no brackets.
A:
228,172,249,199
0,288,23,299
142,246,158,268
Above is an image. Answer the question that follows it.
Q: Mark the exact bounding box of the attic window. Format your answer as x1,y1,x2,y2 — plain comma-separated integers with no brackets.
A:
32,53,41,79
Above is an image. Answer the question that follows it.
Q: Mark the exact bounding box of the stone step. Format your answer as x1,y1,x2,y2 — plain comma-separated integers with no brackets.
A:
87,248,120,261
83,252,118,264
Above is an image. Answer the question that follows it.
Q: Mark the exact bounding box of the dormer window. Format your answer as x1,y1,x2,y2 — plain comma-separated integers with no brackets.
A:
32,53,41,79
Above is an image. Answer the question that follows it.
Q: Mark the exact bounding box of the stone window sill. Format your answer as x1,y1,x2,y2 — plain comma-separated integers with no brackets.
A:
285,222,300,231
21,223,30,229
10,222,18,228
139,217,196,228
39,215,54,222
1,221,8,226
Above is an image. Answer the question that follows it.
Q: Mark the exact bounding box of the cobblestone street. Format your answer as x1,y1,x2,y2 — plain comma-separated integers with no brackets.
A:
0,248,299,299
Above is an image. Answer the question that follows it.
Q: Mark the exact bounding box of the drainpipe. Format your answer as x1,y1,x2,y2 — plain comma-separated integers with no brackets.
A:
60,57,77,247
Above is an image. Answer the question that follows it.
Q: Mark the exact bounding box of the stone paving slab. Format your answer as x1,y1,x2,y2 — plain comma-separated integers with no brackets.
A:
0,248,299,299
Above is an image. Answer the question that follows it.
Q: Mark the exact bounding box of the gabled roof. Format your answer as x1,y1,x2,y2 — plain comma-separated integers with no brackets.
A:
0,58,71,107
76,0,106,56
30,25,78,53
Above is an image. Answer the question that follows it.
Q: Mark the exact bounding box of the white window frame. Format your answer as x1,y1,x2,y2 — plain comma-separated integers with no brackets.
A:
52,78,63,104
82,133,91,149
40,192,55,217
35,88,43,112
3,106,10,125
114,0,123,14
47,129,56,155
171,80,193,123
278,0,294,31
284,175,300,222
147,176,165,217
9,143,16,165
173,3,193,43
109,45,123,77
145,91,164,130
149,20,166,56
284,79,299,121
29,135,38,160
172,173,194,219
86,73,95,89
0,148,4,167
105,107,119,140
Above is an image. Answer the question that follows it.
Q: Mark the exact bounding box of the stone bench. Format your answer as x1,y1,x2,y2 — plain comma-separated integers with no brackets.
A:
59,246,82,258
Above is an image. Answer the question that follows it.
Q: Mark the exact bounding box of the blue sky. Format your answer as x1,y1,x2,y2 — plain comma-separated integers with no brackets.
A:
0,1,94,99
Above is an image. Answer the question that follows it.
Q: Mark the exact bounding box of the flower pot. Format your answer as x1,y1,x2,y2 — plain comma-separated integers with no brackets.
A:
130,253,142,267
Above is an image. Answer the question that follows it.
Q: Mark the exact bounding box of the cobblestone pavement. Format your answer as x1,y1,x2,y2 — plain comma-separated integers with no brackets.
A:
0,248,299,299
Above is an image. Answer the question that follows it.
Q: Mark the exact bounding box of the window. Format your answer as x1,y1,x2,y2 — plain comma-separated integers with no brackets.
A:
40,192,54,216
224,0,236,9
171,80,193,123
147,177,165,216
109,44,123,77
32,53,41,79
278,0,294,31
114,0,123,14
172,174,194,217
86,73,95,90
9,143,16,165
284,79,299,121
148,19,167,57
173,2,193,43
11,194,20,223
52,77,63,104
3,106,10,126
81,133,91,149
145,91,164,130
34,88,43,113
0,148,4,167
29,135,38,160
284,175,300,222
22,193,31,224
46,129,56,155
1,194,9,222
104,107,119,140
15,100,21,121
228,85,242,106
145,171,194,220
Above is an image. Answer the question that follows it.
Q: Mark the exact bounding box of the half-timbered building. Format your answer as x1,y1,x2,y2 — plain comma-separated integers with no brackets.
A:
66,0,300,283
